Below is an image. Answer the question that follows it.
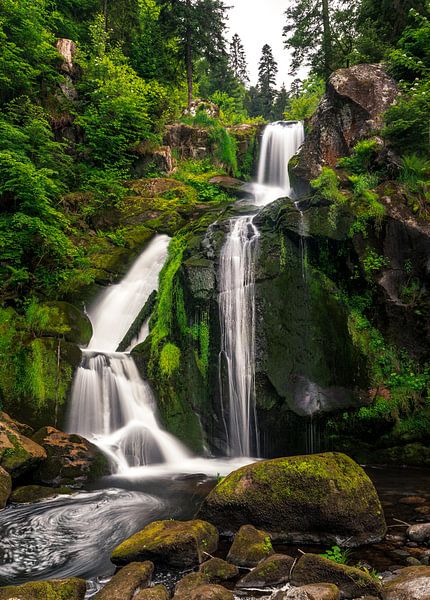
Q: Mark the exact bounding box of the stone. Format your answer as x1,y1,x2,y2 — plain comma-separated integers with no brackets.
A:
208,176,246,196
178,585,233,600
135,585,170,600
399,496,427,506
111,519,218,568
227,525,274,567
93,562,154,600
407,524,430,543
200,558,239,582
43,301,93,346
199,453,386,546
56,39,78,76
283,584,340,600
164,124,210,160
0,466,11,509
291,554,382,598
0,413,47,478
0,578,86,599
295,64,399,180
236,553,295,589
10,485,72,504
382,566,430,599
33,427,110,487
175,573,210,598
132,144,174,177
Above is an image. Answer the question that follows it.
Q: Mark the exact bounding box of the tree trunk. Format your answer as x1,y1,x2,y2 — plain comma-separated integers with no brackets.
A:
103,0,108,32
321,0,333,81
186,40,193,108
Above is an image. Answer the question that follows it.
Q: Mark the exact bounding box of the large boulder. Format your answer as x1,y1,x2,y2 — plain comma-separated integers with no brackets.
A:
33,427,110,486
0,466,11,508
295,64,398,180
199,453,386,546
237,554,295,589
0,578,86,600
226,524,274,567
111,519,219,568
382,566,430,599
0,413,46,478
291,554,381,599
94,562,153,600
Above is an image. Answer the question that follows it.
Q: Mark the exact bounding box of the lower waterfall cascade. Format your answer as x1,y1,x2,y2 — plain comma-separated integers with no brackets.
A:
218,121,305,456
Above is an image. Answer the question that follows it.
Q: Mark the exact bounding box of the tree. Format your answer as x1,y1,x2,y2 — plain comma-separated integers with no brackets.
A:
229,34,249,85
158,0,229,107
257,44,278,120
273,85,289,121
283,0,358,80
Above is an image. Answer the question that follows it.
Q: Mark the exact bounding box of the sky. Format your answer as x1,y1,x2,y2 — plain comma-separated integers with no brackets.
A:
226,0,295,88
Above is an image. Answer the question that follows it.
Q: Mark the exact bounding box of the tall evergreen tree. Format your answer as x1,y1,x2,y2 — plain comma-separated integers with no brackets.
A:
283,0,358,80
229,33,249,85
273,84,289,121
158,0,228,107
257,44,278,120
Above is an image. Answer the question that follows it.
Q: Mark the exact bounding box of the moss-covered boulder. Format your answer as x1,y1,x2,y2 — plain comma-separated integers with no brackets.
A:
135,585,170,600
0,413,46,478
200,558,239,582
94,562,154,600
291,554,381,598
199,453,386,546
0,578,86,599
175,572,210,598
236,554,295,589
111,519,219,568
33,427,109,486
10,485,72,504
283,583,340,599
382,566,430,600
0,466,11,508
177,584,233,600
227,525,274,567
43,301,92,346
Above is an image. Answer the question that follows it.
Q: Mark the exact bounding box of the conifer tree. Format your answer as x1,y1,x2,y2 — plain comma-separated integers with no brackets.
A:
229,33,249,85
257,44,278,120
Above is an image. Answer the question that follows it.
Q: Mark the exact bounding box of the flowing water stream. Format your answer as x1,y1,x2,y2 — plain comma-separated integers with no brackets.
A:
219,121,305,456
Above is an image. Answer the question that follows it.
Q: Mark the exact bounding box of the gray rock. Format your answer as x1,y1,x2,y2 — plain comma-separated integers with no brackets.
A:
407,524,430,543
382,565,430,599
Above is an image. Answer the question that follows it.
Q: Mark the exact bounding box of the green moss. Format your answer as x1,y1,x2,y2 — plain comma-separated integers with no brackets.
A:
0,578,86,600
160,343,181,377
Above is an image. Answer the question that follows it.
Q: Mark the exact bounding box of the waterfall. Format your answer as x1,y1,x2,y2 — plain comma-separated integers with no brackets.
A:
67,235,190,473
218,121,305,457
219,217,260,457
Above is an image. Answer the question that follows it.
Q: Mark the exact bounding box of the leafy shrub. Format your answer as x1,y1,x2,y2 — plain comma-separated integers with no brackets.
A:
321,546,351,565
338,140,380,174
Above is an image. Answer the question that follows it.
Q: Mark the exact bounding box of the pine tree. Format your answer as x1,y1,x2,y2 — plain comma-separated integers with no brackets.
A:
273,84,289,121
158,0,228,107
257,44,278,120
229,33,249,85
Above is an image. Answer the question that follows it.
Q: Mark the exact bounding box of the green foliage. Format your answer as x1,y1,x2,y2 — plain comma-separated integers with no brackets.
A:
160,342,181,377
338,139,380,175
208,125,238,176
321,545,351,565
361,249,390,278
311,167,346,204
284,76,325,121
399,154,430,202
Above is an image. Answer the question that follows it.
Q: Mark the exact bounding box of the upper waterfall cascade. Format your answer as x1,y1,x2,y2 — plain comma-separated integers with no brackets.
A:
67,235,191,473
219,121,305,457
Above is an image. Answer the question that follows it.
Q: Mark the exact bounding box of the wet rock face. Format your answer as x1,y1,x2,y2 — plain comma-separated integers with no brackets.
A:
111,519,219,569
164,124,210,160
0,413,46,479
199,453,386,547
296,64,398,180
32,426,110,487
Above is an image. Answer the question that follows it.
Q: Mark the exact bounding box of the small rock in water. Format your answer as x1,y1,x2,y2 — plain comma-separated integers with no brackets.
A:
407,523,430,543
399,496,427,506
227,524,274,567
135,585,170,600
415,506,430,515
236,554,295,589
93,562,154,599
200,557,239,582
282,583,340,599
382,565,430,599
406,556,422,566
175,572,210,598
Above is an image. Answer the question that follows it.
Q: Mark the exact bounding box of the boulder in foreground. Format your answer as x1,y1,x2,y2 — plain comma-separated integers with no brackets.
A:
291,554,381,598
237,553,295,589
199,453,386,546
93,562,153,599
382,565,430,600
0,578,86,600
226,524,274,567
111,519,218,568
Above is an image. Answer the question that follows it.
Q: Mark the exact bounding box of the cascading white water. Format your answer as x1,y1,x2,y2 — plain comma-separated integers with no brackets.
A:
67,235,190,473
218,121,305,457
219,217,260,457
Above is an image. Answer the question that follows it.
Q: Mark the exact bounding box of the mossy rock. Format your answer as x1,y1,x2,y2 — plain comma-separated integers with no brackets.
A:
372,443,430,468
382,565,430,599
175,572,210,598
0,578,86,600
177,584,233,600
93,562,154,600
200,558,239,582
236,553,295,589
227,525,274,567
10,485,73,504
111,519,219,569
0,466,11,509
135,585,170,600
290,554,382,598
199,453,386,546
44,301,92,346
283,583,340,599
0,415,46,479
